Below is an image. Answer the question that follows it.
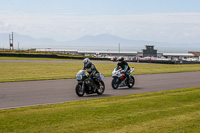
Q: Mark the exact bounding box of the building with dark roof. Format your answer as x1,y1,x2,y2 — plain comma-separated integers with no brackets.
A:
142,45,157,57
188,51,200,57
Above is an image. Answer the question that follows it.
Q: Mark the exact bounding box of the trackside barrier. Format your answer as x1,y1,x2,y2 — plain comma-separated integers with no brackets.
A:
0,53,110,61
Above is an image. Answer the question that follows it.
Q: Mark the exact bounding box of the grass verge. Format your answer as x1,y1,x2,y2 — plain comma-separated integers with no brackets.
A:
0,62,200,82
0,57,82,61
0,86,199,133
0,50,108,60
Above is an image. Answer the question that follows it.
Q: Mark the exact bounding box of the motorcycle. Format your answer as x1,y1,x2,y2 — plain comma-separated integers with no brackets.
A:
111,67,135,89
75,70,105,97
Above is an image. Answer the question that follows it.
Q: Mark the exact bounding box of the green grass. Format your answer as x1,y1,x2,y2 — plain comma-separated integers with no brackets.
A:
0,49,100,58
0,62,200,82
0,57,82,61
0,86,199,133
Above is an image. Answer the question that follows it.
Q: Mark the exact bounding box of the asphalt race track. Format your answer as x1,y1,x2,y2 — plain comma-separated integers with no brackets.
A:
0,71,200,109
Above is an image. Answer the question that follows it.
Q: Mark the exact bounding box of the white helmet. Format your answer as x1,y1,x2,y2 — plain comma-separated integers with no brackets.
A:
83,58,91,65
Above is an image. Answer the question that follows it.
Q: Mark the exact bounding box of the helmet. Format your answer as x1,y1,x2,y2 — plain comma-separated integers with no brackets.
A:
83,58,91,66
118,57,124,61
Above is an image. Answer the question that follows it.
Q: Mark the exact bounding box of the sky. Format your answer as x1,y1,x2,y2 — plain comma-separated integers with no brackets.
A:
0,0,200,44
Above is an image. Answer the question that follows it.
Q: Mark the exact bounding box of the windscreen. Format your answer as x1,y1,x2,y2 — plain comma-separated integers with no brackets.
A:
77,70,86,75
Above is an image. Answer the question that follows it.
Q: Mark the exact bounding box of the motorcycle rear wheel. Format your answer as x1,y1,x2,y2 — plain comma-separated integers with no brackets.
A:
96,81,105,95
75,83,85,97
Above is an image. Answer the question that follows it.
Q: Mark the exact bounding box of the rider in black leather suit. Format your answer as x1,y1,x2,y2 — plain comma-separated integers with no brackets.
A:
115,57,130,81
83,58,100,85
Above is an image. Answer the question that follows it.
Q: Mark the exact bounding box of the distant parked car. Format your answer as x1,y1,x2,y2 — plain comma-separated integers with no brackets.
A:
186,58,199,61
179,58,186,61
139,57,151,61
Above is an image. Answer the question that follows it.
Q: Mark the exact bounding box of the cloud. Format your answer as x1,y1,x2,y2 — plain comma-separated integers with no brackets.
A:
0,12,200,43
0,21,4,25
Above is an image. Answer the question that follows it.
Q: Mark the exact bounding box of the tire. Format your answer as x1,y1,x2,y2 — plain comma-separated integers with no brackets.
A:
128,76,135,88
112,78,119,89
75,83,85,97
96,81,105,95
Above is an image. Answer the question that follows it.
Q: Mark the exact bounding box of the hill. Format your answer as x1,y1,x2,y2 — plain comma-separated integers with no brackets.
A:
0,33,199,49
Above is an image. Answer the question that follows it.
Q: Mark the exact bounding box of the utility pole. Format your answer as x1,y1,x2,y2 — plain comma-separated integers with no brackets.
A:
118,43,120,58
9,32,14,50
118,43,120,53
18,42,19,50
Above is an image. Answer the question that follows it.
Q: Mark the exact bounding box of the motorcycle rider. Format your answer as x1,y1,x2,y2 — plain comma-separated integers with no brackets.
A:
115,57,130,81
82,58,100,88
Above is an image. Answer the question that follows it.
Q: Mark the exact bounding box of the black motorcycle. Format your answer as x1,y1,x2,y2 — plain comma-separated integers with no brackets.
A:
75,70,105,97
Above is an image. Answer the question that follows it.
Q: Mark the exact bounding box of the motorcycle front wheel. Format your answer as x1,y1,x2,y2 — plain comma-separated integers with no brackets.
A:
128,76,135,88
112,78,119,89
96,81,105,95
75,83,85,97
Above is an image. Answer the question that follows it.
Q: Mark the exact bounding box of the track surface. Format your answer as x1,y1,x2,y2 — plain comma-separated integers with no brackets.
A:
0,71,200,109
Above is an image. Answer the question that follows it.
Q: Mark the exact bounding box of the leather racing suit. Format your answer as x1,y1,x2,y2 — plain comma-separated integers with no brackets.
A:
115,60,130,80
83,62,100,82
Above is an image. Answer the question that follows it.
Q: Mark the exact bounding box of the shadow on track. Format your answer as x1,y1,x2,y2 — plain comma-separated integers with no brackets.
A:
78,94,113,98
115,87,142,90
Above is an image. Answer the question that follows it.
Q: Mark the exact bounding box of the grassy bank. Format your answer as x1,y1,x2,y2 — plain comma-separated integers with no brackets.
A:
0,50,82,58
0,50,109,60
0,86,199,133
0,62,200,82
0,57,82,61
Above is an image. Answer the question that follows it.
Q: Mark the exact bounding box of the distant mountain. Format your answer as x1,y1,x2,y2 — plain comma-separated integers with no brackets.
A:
65,34,200,48
65,34,154,47
0,33,199,49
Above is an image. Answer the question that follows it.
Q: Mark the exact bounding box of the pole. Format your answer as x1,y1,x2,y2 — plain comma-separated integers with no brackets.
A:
12,32,13,50
9,32,14,50
119,43,120,53
9,34,11,50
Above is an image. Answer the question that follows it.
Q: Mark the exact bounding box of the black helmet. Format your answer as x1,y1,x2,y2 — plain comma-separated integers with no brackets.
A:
118,57,124,61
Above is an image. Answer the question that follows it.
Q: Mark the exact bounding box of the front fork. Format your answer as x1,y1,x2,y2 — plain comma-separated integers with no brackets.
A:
78,80,85,91
114,76,120,84
81,81,85,90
